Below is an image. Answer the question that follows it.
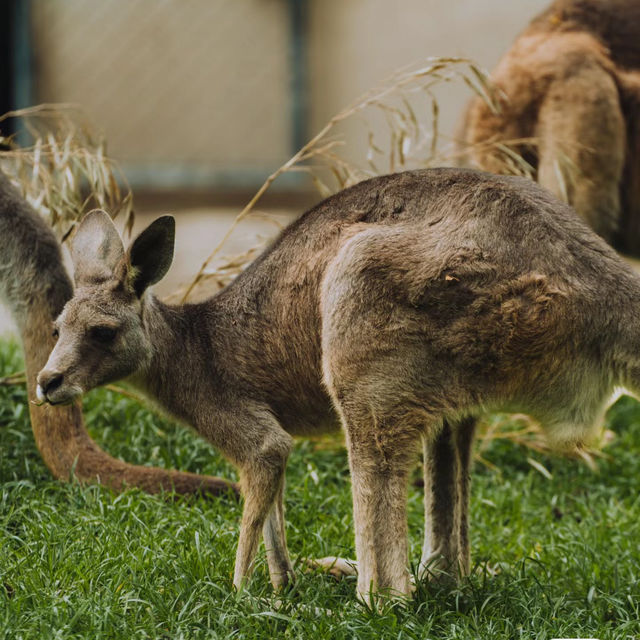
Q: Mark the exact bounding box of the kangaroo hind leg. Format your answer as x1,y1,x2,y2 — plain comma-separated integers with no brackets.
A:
337,401,423,602
420,416,476,582
536,56,625,243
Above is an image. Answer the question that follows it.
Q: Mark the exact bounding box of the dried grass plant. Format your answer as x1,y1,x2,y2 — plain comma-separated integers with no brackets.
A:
0,104,134,242
475,413,615,476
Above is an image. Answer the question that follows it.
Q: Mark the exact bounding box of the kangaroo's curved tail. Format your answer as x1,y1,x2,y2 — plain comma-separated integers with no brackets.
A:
0,172,238,498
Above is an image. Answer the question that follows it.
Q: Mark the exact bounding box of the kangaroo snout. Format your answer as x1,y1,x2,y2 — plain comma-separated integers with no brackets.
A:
36,369,78,404
38,370,63,395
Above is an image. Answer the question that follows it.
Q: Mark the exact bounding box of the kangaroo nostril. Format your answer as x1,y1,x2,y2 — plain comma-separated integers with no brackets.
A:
43,373,64,395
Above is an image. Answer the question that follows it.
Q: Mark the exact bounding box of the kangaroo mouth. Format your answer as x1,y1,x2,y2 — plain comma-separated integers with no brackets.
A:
46,397,76,406
35,383,81,406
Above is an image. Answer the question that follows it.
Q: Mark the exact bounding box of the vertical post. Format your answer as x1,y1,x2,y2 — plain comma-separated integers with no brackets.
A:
11,0,34,144
0,2,13,129
288,0,309,155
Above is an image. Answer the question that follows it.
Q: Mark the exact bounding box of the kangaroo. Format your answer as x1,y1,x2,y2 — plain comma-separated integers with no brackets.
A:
37,167,640,600
460,0,640,254
0,171,238,498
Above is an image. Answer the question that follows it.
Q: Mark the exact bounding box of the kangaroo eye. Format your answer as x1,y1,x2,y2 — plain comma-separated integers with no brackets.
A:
52,328,59,339
90,326,117,343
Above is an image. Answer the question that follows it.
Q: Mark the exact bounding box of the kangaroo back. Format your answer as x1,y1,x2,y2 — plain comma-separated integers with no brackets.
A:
529,0,640,70
0,174,72,325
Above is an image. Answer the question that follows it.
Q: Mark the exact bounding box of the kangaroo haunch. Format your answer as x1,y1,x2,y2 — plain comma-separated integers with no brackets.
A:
38,168,640,600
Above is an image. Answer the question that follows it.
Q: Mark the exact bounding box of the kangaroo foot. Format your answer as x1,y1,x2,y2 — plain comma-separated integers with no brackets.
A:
305,556,358,580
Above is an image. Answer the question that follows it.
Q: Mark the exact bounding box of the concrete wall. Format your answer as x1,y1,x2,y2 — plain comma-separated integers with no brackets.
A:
30,0,551,171
308,0,549,154
31,0,292,169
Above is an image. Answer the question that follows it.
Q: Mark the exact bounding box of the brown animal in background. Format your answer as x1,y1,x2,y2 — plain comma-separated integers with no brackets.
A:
37,167,640,601
0,172,238,498
461,0,640,254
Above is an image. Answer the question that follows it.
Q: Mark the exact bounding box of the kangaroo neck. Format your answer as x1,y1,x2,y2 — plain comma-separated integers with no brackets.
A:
131,293,219,424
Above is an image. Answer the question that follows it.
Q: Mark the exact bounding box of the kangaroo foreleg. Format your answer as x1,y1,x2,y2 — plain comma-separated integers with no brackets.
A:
230,418,293,590
262,479,295,588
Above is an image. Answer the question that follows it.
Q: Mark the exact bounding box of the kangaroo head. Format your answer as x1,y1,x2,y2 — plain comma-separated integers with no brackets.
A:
36,211,175,405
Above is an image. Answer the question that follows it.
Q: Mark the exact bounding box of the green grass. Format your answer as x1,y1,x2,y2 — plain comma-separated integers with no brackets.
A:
0,339,639,640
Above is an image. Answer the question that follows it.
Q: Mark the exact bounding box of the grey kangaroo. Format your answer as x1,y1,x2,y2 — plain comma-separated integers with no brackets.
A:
37,167,640,600
0,171,236,498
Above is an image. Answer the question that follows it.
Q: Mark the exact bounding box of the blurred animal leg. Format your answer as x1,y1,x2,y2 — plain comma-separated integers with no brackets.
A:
536,63,625,242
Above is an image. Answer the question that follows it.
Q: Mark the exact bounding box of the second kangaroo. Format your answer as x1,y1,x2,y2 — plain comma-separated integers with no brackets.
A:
37,168,640,601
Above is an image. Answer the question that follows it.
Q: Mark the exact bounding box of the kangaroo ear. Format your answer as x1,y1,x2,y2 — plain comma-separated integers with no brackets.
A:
71,210,125,286
126,215,175,297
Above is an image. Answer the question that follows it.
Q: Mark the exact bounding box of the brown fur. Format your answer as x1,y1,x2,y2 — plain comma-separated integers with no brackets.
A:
37,167,640,601
0,172,238,498
460,0,640,254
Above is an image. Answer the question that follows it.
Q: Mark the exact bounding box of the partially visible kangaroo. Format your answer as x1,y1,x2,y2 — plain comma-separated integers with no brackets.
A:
461,0,640,254
38,167,640,600
0,171,237,498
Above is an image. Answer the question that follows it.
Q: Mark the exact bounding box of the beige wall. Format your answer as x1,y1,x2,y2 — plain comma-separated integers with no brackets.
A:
31,0,292,169
306,0,551,170
308,0,549,141
30,0,550,172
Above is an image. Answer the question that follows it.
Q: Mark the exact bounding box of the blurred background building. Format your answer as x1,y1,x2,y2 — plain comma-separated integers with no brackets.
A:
0,0,550,331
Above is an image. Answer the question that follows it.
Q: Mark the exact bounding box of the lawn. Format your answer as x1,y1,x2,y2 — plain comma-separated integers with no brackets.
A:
0,339,639,639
